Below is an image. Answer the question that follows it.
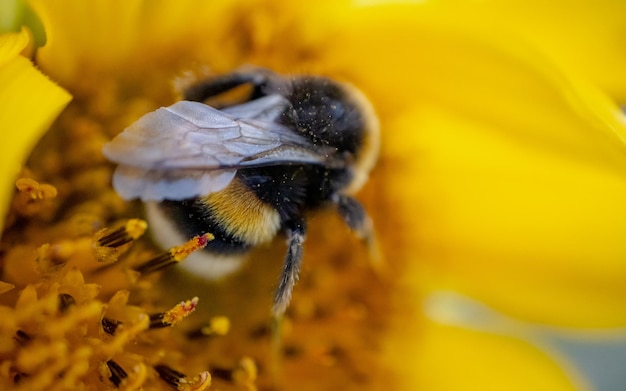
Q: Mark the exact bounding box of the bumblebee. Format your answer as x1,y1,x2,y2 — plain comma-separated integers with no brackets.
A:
103,69,379,316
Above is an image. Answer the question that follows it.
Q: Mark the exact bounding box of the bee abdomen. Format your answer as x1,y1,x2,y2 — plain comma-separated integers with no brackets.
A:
153,199,250,254
201,178,282,246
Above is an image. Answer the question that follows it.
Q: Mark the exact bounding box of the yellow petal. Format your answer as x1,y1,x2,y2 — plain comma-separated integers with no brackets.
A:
402,102,626,326
27,0,142,89
0,26,30,63
356,0,626,100
27,0,255,91
0,281,15,294
385,315,586,391
0,31,71,234
27,0,350,93
317,4,626,327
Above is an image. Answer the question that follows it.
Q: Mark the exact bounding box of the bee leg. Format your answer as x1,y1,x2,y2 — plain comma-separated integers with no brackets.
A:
272,219,306,317
182,72,269,102
333,194,383,268
333,195,373,243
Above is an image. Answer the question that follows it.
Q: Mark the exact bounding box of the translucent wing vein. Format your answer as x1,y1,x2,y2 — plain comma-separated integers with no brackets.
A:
103,96,339,201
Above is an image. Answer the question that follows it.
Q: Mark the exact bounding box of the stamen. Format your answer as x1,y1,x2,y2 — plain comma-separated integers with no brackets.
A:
35,243,67,274
106,360,128,387
282,344,303,358
149,313,168,329
15,178,58,200
13,372,28,383
149,297,199,329
58,293,76,313
11,177,58,221
210,357,257,387
135,252,177,274
14,330,31,346
155,364,185,387
0,281,14,294
97,219,147,248
248,323,271,339
208,367,231,381
93,219,148,263
101,317,122,335
232,357,257,388
154,365,211,391
186,316,230,339
134,233,214,274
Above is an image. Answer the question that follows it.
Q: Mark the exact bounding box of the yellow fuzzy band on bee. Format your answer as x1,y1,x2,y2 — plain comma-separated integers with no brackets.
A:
201,178,281,245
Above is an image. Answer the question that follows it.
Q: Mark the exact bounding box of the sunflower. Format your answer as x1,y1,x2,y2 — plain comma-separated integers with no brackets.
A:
1,0,626,390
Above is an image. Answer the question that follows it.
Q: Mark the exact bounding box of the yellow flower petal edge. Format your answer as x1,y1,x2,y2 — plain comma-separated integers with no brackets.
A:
0,27,31,64
27,0,143,90
0,31,71,234
384,314,589,391
384,291,593,390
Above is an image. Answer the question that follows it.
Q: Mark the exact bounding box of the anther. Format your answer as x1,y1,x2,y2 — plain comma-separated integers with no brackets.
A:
97,219,147,248
149,297,199,329
154,365,211,390
58,293,76,313
106,360,128,387
134,233,213,274
186,316,230,339
101,317,122,335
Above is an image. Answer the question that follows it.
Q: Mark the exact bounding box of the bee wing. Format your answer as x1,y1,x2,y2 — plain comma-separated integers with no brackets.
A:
103,95,339,201
111,166,237,202
220,93,288,121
